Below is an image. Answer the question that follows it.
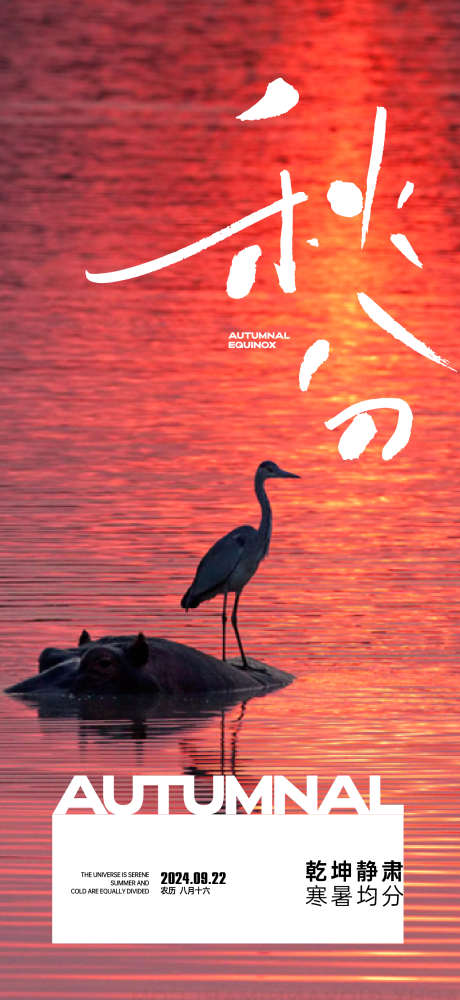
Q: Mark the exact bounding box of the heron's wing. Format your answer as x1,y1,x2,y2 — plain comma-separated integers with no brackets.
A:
186,525,257,604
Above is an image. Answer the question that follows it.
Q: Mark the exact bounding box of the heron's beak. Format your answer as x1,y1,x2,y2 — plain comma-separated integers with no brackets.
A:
277,468,301,479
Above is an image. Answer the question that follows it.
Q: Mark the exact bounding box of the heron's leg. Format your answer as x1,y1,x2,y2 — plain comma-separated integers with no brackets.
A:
222,591,228,661
231,592,248,669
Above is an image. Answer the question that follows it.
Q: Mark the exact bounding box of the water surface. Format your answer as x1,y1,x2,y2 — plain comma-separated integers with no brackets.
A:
0,0,459,996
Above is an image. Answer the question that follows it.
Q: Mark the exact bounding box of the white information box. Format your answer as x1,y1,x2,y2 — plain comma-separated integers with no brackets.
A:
52,813,404,944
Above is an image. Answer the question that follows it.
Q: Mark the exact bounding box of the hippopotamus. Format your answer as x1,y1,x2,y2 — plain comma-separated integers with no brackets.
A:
5,630,293,702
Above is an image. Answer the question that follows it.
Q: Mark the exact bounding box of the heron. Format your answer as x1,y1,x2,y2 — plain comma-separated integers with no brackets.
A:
181,460,300,669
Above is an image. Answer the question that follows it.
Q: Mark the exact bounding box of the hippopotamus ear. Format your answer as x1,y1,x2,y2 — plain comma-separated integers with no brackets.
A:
128,632,150,668
79,629,91,646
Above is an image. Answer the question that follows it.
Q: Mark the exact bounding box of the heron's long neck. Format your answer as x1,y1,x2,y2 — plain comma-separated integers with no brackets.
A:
255,471,272,556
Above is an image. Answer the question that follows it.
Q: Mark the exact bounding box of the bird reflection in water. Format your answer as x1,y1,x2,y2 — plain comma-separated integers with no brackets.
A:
31,684,254,783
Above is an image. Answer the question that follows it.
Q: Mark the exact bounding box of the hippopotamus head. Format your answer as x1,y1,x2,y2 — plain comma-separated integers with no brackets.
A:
75,633,156,694
6,632,160,697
